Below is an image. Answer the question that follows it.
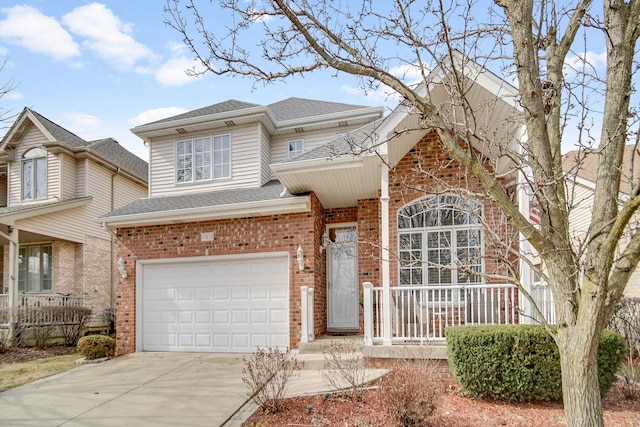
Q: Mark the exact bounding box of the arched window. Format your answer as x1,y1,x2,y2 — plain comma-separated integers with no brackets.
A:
22,147,47,200
398,195,483,301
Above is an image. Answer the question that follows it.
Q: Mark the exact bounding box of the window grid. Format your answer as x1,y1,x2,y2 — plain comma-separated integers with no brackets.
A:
18,244,52,292
398,195,483,303
288,139,303,159
22,149,47,200
176,134,230,183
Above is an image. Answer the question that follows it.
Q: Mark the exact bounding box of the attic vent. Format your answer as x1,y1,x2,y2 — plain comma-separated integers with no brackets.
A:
176,128,188,134
338,120,348,127
224,120,236,126
294,127,304,133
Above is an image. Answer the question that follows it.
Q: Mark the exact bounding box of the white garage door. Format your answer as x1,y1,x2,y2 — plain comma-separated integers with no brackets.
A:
139,254,289,353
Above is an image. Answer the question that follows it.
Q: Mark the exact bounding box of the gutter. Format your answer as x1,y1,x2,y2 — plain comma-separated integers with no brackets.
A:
99,194,311,230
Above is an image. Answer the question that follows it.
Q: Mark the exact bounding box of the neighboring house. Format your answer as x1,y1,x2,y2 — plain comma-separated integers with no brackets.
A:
562,145,640,298
104,55,528,356
0,108,148,329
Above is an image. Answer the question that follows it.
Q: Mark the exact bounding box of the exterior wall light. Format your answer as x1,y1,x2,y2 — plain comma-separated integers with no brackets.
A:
117,257,127,279
296,245,304,271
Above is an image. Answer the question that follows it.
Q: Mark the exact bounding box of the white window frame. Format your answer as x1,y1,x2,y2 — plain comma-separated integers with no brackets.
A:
21,147,47,200
175,134,231,183
397,195,483,303
288,139,304,159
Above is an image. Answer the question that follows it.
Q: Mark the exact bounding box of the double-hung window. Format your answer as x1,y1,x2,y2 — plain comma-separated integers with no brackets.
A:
398,195,483,302
18,244,52,292
22,148,47,200
176,134,230,183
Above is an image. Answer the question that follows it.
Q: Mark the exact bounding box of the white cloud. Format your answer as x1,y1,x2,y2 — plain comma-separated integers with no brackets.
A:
129,107,189,127
62,3,156,70
389,63,428,82
62,112,101,138
564,50,607,75
155,43,205,87
0,5,80,60
4,90,22,101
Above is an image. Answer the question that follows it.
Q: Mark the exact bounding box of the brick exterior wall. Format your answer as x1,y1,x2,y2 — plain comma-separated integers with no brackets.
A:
113,130,518,356
388,130,516,286
114,193,326,356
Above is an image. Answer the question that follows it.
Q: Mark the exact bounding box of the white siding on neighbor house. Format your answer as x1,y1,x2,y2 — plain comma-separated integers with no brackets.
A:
60,154,77,200
149,124,261,197
8,125,59,205
270,124,364,174
567,179,640,297
259,123,271,185
113,173,147,208
76,159,88,197
0,175,7,207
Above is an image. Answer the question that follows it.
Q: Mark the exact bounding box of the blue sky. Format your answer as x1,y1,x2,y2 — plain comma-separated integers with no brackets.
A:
0,2,616,161
0,1,394,161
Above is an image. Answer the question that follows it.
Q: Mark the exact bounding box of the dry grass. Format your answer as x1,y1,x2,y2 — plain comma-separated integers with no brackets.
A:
0,353,79,392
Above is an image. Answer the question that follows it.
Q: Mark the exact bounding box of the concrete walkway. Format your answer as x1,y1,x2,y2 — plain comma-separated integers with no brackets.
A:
0,351,387,427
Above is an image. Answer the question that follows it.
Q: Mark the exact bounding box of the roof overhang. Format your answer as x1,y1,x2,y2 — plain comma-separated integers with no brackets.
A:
0,197,93,226
100,195,311,229
271,155,382,209
0,108,57,152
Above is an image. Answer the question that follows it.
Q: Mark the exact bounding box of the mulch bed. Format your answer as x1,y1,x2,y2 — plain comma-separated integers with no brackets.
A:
0,345,78,364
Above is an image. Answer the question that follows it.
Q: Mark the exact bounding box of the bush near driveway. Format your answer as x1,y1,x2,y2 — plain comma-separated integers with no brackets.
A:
77,335,115,360
446,325,625,402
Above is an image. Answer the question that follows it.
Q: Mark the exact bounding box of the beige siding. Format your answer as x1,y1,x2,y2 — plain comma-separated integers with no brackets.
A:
76,159,88,197
113,173,147,207
60,154,77,199
149,124,261,197
16,161,146,242
259,123,272,185
270,124,364,177
8,125,60,205
0,175,7,207
567,179,640,297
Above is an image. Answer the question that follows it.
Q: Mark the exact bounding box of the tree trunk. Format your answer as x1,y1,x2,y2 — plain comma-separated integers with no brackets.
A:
557,327,604,427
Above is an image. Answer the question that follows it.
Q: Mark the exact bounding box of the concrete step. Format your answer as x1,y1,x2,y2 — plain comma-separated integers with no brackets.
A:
298,335,364,354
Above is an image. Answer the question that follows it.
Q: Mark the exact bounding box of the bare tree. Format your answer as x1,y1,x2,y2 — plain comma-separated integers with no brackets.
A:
164,1,640,426
0,55,17,130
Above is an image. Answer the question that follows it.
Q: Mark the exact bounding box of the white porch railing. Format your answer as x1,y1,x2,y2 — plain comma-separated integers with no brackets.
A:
530,281,556,325
0,294,83,327
363,283,519,343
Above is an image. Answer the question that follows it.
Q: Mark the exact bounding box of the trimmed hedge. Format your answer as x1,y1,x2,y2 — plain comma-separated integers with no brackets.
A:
77,335,115,360
446,325,625,402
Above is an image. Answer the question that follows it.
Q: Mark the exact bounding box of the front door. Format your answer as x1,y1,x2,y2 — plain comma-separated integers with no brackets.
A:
327,226,359,330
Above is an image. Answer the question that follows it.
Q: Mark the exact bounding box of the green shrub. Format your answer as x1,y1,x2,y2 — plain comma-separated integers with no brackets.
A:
77,335,115,360
446,325,625,402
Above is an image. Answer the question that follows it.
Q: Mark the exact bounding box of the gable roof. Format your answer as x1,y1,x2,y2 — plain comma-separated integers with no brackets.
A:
144,100,261,126
563,145,640,192
131,97,383,141
0,108,148,184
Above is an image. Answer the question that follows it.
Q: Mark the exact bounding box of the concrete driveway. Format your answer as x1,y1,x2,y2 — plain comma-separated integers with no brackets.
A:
0,352,249,427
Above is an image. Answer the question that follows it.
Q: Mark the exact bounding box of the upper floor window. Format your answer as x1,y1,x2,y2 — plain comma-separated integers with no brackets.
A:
176,134,230,183
398,195,483,302
288,139,303,159
22,148,47,200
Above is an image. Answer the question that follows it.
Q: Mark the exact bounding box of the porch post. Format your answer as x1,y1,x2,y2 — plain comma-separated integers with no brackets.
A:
7,226,19,342
381,164,392,346
516,126,534,324
300,286,309,343
363,282,373,346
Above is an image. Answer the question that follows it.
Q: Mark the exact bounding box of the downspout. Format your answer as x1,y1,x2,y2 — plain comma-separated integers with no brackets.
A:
381,163,392,346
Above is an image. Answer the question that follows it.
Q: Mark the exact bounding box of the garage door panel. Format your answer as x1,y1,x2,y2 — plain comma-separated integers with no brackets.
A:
141,255,289,353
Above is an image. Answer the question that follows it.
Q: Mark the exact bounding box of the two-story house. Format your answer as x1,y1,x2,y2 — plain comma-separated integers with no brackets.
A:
103,54,526,356
0,108,148,330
